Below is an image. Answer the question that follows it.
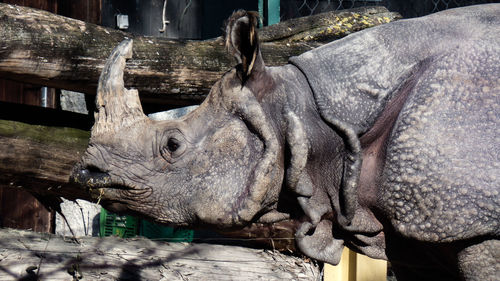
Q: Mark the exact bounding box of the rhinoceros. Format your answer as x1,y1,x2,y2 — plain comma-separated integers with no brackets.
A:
71,4,499,281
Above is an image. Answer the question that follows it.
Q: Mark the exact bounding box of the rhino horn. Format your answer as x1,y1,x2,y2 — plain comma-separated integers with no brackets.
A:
92,39,146,136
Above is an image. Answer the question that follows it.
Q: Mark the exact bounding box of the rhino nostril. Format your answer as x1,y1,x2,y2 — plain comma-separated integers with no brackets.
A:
85,165,105,173
71,165,112,188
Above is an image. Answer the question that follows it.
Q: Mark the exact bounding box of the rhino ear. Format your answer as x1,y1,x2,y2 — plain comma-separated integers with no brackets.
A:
224,10,263,83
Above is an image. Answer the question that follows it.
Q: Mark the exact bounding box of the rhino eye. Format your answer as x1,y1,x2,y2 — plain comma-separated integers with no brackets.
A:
160,135,186,162
167,138,180,152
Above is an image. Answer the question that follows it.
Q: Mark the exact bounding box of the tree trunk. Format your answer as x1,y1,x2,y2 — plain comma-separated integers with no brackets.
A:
0,228,320,280
0,3,400,105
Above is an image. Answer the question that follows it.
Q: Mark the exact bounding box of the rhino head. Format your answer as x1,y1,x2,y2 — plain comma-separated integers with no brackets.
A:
72,11,348,264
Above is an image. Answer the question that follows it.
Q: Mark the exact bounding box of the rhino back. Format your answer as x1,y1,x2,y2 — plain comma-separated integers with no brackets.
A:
289,4,499,135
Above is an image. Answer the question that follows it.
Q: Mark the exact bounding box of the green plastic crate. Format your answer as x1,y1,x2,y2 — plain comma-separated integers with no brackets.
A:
99,208,194,242
140,220,194,242
99,208,139,238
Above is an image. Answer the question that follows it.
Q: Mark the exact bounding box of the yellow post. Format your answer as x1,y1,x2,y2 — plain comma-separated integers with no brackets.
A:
355,252,387,281
324,248,353,281
324,248,387,281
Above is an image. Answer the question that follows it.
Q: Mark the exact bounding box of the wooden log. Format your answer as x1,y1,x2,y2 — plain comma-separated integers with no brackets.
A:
0,3,400,105
0,228,320,280
0,104,92,203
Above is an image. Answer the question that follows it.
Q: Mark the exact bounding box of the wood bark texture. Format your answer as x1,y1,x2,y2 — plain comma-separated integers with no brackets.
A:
0,228,320,280
0,118,92,203
0,3,400,105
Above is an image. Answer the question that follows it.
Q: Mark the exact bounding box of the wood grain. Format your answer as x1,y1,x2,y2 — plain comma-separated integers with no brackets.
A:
0,228,320,280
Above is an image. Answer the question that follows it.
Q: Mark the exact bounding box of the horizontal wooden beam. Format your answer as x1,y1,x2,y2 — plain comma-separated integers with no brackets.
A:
0,228,320,280
0,110,91,204
0,3,400,105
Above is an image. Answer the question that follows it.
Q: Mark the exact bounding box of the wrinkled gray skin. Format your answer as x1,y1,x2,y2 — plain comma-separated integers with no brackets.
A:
71,5,500,281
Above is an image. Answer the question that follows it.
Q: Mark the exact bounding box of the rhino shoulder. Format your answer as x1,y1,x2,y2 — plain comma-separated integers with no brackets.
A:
289,3,499,135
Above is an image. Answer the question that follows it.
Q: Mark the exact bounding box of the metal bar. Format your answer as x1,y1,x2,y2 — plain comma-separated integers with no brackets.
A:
258,0,264,27
267,0,280,25
41,86,48,108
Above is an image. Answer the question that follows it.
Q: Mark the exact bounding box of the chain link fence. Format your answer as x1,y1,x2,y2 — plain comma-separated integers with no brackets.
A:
280,0,497,19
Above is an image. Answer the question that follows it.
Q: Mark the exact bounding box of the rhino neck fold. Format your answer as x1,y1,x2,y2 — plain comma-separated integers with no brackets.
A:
224,85,283,223
287,60,362,227
284,60,389,260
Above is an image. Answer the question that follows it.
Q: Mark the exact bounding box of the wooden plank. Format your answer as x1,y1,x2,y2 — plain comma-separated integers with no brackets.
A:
0,228,321,280
0,80,22,104
0,80,58,108
57,0,102,24
1,0,57,12
0,187,53,233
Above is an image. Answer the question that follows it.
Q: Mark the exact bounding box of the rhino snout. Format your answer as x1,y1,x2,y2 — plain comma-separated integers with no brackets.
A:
70,165,137,212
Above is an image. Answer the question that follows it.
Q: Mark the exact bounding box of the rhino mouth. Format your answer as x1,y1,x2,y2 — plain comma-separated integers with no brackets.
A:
98,199,128,213
70,166,142,212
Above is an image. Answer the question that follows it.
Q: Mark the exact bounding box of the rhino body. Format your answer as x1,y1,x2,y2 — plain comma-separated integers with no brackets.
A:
72,5,500,281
